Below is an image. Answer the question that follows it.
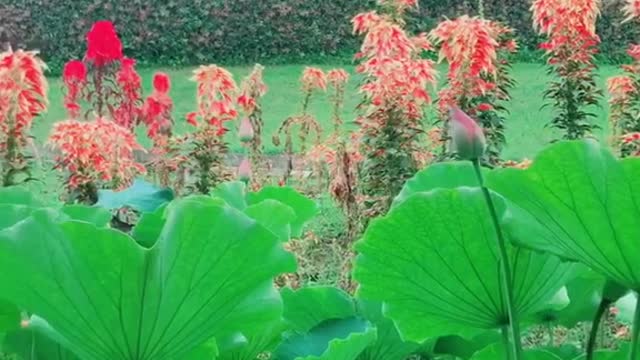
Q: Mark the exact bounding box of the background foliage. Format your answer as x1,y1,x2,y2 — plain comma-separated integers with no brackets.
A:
1,0,638,73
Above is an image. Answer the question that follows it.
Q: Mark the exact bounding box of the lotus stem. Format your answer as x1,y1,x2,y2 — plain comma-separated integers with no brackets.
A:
473,160,523,360
586,298,611,360
502,326,514,360
630,291,640,360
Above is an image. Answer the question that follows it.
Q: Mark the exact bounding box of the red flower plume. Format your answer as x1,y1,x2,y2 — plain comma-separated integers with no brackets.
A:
85,20,124,67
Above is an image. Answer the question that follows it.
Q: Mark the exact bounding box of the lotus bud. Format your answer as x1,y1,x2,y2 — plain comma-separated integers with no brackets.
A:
238,157,252,183
449,107,486,161
239,117,254,143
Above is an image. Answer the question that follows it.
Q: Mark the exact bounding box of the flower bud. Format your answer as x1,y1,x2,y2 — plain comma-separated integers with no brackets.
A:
238,117,254,143
238,157,252,183
449,107,486,160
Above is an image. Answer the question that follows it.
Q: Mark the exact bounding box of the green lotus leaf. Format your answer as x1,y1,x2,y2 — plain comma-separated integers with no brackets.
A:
485,140,640,291
216,322,285,360
211,182,248,211
274,317,376,360
60,205,112,227
282,287,356,333
571,344,630,359
245,200,296,242
392,161,480,208
356,299,421,360
0,186,43,207
354,188,575,343
247,186,317,238
0,299,20,333
2,327,79,360
0,197,296,360
470,343,563,360
96,178,174,213
426,332,501,359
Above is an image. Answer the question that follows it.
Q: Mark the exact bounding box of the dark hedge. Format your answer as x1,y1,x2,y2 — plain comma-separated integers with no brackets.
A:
0,0,638,73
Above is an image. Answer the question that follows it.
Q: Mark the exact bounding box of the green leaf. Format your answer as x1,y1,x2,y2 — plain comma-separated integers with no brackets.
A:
61,205,112,227
392,161,480,208
0,299,20,332
131,206,166,248
470,343,563,360
0,186,43,207
485,140,640,291
216,322,285,360
356,299,421,360
274,317,376,360
96,178,174,213
0,197,296,360
247,187,317,237
282,286,356,333
211,182,247,211
429,332,501,359
354,188,575,343
571,344,630,359
2,328,80,360
245,200,296,242
182,338,218,360
535,269,606,328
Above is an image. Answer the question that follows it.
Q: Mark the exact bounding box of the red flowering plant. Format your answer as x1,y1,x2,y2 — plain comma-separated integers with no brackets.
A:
61,20,143,130
185,65,238,194
607,3,640,157
532,0,602,140
430,16,517,165
273,67,326,185
141,72,188,190
0,48,48,187
48,118,146,204
237,64,268,189
352,0,438,218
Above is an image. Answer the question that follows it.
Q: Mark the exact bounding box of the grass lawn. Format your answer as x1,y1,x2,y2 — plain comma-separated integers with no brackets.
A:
35,62,621,160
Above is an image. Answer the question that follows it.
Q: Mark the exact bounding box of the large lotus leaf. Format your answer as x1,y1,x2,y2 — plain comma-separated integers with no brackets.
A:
245,200,296,242
572,344,630,360
356,299,421,360
282,286,356,333
354,188,575,343
211,182,248,211
0,197,296,360
470,343,563,360
0,299,20,333
247,187,317,237
2,328,79,360
533,268,605,328
274,317,376,360
131,206,166,248
485,140,640,291
392,161,480,208
60,205,112,227
216,322,285,360
96,178,174,213
0,186,43,206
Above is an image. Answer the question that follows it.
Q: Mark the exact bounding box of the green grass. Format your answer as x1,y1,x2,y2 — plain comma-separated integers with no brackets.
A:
35,62,622,159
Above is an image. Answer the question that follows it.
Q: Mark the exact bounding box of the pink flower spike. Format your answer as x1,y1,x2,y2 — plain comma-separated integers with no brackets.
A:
449,107,486,160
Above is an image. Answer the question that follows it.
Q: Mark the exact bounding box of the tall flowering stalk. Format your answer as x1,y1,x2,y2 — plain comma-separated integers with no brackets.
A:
430,16,517,164
48,118,146,204
0,49,48,187
142,72,187,190
353,0,437,218
273,67,326,185
607,2,640,157
237,64,268,189
61,20,144,130
185,65,238,194
532,0,602,140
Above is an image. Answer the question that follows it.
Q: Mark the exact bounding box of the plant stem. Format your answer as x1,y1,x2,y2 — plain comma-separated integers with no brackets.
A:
630,292,640,360
502,326,514,360
587,298,611,360
547,323,555,347
473,160,523,360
